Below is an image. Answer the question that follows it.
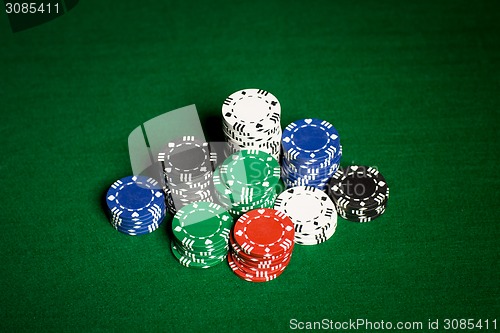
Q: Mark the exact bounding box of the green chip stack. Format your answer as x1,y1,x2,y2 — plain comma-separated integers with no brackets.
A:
170,201,233,269
213,149,281,218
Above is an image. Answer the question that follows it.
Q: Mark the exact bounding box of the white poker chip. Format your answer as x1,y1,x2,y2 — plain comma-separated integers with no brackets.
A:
274,186,338,244
221,89,282,161
222,89,281,131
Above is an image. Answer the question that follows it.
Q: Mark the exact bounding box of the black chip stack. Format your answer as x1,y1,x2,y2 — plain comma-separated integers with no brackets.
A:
327,165,389,222
158,136,217,214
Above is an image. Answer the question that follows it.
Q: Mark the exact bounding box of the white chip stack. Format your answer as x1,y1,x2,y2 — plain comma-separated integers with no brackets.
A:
222,89,282,162
274,186,338,245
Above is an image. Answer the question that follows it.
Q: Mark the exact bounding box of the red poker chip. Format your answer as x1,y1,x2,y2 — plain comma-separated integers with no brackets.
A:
228,251,288,283
233,252,292,275
233,208,294,257
231,244,292,268
231,254,288,278
229,232,293,263
235,253,290,270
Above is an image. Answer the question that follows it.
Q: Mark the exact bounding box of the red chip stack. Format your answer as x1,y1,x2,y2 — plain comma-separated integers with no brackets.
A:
228,208,295,282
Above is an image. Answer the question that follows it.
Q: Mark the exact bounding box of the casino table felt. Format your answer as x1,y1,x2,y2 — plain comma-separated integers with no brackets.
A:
0,0,499,332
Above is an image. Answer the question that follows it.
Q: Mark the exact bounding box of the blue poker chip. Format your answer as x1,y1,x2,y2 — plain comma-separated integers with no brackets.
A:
110,207,166,227
283,145,342,173
114,220,163,236
113,217,163,230
108,198,166,217
113,215,165,233
282,118,340,162
108,201,166,224
282,157,340,178
284,175,331,186
284,181,329,192
285,149,341,167
106,175,165,220
283,173,332,191
282,156,341,178
111,216,165,230
282,158,336,173
281,169,338,184
281,119,342,192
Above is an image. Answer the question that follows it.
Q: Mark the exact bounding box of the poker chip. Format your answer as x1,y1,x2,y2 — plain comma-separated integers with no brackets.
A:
337,203,386,217
222,89,282,160
327,165,389,222
159,136,216,182
337,206,386,223
282,118,340,161
283,176,332,192
171,243,227,269
170,201,233,268
220,149,280,196
104,91,392,282
228,251,289,282
274,186,337,245
228,208,294,283
281,119,342,190
293,220,337,245
232,208,294,257
105,175,166,236
230,233,291,267
234,254,291,273
158,136,218,213
113,221,163,236
214,150,281,218
175,243,230,259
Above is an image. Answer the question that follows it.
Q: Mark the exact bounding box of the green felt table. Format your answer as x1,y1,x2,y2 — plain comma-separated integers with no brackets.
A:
1,0,499,332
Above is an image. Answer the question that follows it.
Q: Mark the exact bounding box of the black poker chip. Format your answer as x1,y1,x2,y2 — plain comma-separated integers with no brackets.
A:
158,136,218,213
328,165,390,222
337,206,386,223
336,200,387,217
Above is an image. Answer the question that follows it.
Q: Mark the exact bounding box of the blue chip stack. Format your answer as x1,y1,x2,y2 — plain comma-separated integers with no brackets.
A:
106,175,166,236
281,118,342,191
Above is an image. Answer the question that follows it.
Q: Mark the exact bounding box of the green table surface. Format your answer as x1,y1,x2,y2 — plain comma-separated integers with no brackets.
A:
1,1,499,332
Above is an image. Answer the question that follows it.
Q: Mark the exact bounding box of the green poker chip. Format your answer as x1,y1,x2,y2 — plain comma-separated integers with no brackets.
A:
218,150,280,200
171,243,227,269
171,201,233,250
172,238,229,258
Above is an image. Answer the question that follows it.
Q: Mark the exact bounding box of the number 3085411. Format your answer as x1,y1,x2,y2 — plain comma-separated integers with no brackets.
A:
5,2,60,14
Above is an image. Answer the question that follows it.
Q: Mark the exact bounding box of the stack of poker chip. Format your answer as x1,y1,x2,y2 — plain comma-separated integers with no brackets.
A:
105,175,166,236
158,136,217,214
213,149,281,218
327,165,390,222
274,186,338,245
170,201,233,268
281,118,342,191
222,89,282,161
228,208,295,282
